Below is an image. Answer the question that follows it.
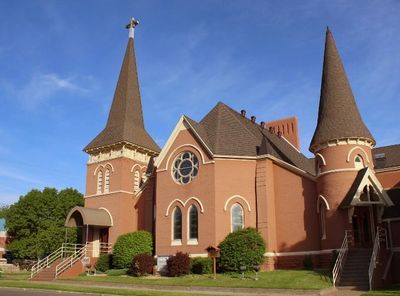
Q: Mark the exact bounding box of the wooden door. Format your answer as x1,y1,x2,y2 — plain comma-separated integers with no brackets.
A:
352,207,372,248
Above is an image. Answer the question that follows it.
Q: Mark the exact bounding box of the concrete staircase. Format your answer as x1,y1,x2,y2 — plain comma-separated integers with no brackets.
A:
339,248,372,290
31,258,63,281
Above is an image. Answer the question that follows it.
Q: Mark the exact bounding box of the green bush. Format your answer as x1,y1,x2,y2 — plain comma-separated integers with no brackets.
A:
219,227,266,272
167,252,191,277
112,231,153,269
191,257,213,274
95,254,113,272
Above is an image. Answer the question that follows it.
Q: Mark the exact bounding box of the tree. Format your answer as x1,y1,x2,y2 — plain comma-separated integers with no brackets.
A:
219,228,266,272
5,187,83,259
0,204,9,219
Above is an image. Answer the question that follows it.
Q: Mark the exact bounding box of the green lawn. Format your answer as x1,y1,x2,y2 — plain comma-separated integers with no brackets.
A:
63,270,332,290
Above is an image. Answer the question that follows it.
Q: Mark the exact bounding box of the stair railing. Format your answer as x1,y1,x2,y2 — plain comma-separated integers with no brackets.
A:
30,243,80,279
30,246,63,279
369,226,386,290
332,230,349,287
55,244,88,278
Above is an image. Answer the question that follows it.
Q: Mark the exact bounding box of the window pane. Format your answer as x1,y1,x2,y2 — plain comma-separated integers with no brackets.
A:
173,207,182,240
189,206,198,240
231,204,244,232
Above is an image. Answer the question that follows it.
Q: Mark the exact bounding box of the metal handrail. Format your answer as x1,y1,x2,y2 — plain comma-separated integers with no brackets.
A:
30,243,85,279
332,231,349,287
55,244,87,278
369,226,385,290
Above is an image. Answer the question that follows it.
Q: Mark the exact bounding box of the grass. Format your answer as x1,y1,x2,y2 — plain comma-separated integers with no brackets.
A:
0,280,209,296
363,285,400,296
65,269,332,290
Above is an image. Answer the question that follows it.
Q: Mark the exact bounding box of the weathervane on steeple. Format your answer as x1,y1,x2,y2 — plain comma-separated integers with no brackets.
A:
126,17,139,39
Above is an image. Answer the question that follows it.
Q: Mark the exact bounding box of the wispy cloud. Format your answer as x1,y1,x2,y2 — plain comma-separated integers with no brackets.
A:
1,73,98,108
0,166,44,185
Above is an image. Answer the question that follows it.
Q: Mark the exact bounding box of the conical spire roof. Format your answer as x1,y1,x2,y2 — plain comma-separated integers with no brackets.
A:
85,22,160,153
309,28,375,152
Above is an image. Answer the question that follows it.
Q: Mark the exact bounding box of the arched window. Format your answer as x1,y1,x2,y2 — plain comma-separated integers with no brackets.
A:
142,171,147,183
172,207,182,241
188,205,198,241
104,169,110,193
97,171,103,194
134,170,140,192
231,203,244,232
319,202,326,240
354,155,364,169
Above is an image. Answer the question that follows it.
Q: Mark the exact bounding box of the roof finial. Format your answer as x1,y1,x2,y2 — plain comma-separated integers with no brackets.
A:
126,17,139,39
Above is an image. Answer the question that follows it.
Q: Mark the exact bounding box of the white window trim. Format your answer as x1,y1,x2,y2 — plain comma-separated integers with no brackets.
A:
97,170,103,194
187,205,199,243
171,206,182,244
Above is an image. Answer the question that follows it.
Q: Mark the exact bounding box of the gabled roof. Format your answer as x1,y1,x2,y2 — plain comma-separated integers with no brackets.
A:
340,167,393,208
373,144,400,170
310,28,375,152
159,101,316,175
84,36,160,153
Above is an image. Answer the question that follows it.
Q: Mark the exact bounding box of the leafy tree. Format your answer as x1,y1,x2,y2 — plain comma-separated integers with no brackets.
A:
219,227,266,272
0,204,9,219
5,187,83,259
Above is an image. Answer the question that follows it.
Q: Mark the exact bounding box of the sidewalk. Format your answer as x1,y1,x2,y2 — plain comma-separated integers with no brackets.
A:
54,279,365,296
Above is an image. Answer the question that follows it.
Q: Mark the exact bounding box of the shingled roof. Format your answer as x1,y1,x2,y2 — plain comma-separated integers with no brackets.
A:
309,28,375,152
186,102,315,175
373,144,400,170
84,34,160,153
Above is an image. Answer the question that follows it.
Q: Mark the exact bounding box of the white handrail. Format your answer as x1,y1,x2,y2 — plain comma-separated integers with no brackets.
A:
30,243,87,279
332,231,349,287
369,227,385,290
55,244,87,278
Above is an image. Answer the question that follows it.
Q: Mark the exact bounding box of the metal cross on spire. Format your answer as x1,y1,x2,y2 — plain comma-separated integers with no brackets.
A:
126,17,139,39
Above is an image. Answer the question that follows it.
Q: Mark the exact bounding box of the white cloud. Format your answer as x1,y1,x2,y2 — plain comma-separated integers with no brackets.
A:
0,166,44,185
0,73,98,108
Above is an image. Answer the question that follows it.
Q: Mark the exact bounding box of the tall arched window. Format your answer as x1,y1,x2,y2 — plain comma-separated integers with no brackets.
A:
188,205,198,242
134,170,140,192
319,202,326,240
354,155,364,169
104,169,110,193
172,207,182,241
231,203,244,232
97,171,103,194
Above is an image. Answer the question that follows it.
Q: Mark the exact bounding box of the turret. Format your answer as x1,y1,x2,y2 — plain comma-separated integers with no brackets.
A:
311,28,375,249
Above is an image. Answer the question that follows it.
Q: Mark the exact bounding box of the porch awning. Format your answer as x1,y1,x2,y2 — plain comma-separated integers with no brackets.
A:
65,206,112,227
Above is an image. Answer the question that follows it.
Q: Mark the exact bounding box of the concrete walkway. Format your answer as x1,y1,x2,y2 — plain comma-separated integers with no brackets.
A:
50,279,367,296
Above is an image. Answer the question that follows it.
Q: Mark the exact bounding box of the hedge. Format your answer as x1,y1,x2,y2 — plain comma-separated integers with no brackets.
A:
112,231,153,269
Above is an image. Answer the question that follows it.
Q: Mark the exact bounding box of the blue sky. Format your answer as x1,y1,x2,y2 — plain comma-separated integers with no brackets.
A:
1,1,399,205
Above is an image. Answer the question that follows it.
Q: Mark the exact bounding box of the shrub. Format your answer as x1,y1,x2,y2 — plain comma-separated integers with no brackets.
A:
128,253,154,276
191,257,213,274
167,252,191,277
303,254,313,270
219,227,266,272
112,231,153,269
95,254,113,272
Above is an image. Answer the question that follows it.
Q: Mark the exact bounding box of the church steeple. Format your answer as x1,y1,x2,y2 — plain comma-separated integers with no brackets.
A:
309,28,375,153
85,18,160,153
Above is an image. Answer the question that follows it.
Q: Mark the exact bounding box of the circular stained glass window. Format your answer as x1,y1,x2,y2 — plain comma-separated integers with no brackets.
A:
172,152,199,184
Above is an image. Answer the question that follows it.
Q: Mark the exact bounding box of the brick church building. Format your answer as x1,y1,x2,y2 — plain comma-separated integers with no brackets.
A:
62,19,400,287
